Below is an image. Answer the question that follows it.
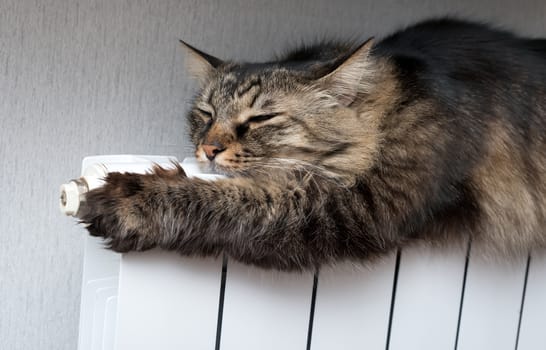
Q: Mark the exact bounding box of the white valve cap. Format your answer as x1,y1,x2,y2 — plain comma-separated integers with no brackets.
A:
60,181,82,216
60,164,107,217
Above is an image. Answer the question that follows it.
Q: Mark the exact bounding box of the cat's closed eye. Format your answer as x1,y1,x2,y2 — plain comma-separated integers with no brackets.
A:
246,113,279,124
235,113,281,137
196,108,213,123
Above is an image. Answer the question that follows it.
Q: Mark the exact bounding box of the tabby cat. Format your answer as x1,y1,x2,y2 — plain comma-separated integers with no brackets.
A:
79,18,546,271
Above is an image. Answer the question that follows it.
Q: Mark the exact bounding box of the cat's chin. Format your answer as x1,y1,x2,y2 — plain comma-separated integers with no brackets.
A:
194,160,221,175
202,161,240,177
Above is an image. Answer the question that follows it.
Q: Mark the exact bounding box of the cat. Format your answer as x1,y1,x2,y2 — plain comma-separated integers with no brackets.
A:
79,18,546,271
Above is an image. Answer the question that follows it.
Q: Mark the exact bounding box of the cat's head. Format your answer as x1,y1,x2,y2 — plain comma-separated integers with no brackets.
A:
183,39,382,179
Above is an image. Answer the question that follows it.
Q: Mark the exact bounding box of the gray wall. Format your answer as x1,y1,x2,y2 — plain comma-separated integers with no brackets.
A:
1,0,545,348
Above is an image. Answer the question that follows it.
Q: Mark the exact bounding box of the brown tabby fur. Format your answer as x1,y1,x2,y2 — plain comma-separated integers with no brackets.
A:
80,19,546,270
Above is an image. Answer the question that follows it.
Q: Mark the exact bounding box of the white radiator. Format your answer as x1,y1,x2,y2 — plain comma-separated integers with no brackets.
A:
69,155,546,350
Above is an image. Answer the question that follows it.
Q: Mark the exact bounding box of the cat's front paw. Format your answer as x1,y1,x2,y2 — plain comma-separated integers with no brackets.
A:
78,172,157,252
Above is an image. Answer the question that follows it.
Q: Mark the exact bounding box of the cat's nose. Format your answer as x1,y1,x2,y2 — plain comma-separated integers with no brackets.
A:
202,142,226,161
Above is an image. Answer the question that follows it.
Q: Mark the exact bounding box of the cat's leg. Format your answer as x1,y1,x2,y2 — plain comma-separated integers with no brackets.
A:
78,165,397,271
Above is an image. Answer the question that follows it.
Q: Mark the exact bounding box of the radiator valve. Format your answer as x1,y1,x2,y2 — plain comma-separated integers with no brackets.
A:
59,164,107,216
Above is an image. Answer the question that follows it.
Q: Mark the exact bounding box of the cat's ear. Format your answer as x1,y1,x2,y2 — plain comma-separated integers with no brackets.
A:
318,38,375,106
179,40,223,82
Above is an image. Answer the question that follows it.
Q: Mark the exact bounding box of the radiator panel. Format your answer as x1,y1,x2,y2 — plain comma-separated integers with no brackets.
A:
518,252,546,350
310,255,396,350
456,253,528,350
389,245,468,350
220,261,314,350
115,251,222,350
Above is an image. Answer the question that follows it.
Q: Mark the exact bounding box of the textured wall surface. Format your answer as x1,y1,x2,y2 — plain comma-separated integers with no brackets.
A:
1,0,545,349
